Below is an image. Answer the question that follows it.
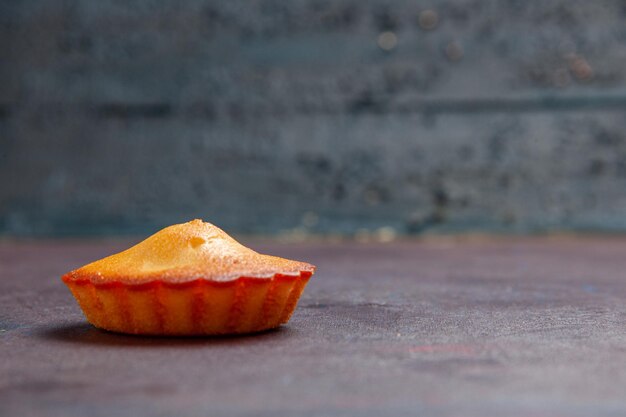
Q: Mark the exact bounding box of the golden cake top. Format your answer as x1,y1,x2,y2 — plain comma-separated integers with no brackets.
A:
63,219,315,285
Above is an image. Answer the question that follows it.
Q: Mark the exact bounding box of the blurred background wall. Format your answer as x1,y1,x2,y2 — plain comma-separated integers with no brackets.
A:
1,0,626,237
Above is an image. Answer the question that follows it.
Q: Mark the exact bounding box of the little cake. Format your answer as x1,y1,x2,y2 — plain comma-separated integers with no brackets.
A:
62,219,315,335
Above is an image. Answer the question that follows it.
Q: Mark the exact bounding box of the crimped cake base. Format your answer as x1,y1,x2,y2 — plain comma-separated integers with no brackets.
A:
63,272,311,335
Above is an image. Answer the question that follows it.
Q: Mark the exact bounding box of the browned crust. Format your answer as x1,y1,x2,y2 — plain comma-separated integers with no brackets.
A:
60,219,316,285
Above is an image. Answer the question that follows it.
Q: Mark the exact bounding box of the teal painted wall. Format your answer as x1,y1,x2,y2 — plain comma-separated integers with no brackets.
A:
2,1,626,236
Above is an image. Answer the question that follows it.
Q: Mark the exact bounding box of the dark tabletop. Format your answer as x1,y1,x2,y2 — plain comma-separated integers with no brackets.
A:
1,236,626,417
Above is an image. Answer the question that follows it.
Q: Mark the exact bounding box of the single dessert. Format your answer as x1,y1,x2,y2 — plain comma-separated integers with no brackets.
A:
62,219,315,335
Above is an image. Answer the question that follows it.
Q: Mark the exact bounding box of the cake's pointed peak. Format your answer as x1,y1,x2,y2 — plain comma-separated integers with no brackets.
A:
64,219,315,284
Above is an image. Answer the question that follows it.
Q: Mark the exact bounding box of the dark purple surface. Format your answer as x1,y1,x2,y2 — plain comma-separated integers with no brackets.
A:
1,237,626,417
